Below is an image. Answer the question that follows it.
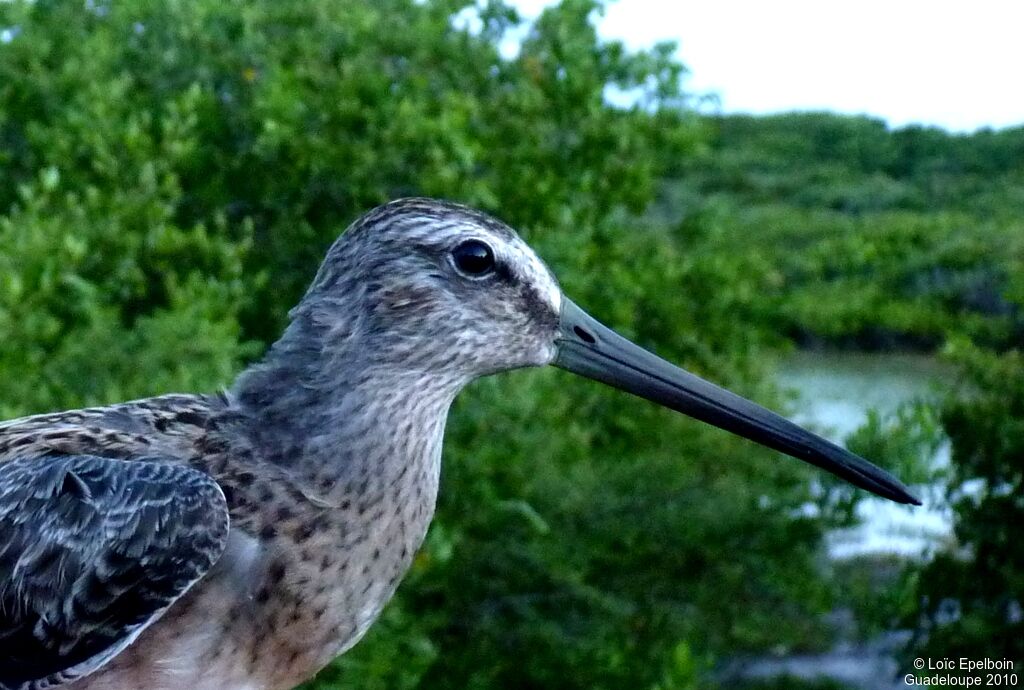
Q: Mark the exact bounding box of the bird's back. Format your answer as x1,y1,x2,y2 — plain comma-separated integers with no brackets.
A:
0,394,227,467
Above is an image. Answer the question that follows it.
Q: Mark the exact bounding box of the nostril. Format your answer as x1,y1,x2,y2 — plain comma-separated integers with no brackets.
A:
573,326,596,344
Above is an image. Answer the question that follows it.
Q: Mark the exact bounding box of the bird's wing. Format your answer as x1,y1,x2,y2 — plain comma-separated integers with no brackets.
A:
0,454,230,690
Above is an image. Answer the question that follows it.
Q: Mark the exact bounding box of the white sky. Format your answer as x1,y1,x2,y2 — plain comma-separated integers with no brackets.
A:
510,0,1024,132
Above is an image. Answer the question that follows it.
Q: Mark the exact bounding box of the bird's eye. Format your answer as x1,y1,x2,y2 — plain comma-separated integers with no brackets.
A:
451,240,495,277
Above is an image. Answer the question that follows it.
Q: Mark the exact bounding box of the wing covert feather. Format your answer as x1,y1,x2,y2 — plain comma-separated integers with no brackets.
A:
0,455,229,690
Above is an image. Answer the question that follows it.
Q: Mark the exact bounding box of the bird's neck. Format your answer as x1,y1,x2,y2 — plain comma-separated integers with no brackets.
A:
230,317,461,505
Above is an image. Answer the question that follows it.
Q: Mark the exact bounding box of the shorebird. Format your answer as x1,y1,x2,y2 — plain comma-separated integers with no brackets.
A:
0,198,918,690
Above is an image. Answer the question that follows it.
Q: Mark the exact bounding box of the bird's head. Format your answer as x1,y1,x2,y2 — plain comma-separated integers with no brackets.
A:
296,198,920,505
301,198,563,380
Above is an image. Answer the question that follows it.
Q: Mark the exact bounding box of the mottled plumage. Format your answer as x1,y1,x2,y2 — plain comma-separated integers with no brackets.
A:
0,454,228,689
0,198,917,690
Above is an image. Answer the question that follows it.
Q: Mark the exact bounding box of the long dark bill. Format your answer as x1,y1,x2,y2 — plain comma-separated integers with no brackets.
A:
554,299,920,505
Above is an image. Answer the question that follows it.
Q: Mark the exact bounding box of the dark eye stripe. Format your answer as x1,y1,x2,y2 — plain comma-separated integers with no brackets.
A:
451,240,495,277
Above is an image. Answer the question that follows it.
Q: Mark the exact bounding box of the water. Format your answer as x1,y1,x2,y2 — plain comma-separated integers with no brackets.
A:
724,352,953,688
720,631,912,690
773,351,953,559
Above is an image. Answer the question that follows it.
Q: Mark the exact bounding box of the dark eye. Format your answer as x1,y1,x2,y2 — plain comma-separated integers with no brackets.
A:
451,240,495,277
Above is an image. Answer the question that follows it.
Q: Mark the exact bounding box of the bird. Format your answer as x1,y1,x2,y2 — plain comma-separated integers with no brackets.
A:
0,198,919,690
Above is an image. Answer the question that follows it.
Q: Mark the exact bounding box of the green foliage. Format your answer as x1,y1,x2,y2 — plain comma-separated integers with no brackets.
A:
0,127,252,417
846,403,946,492
909,343,1024,663
662,112,1024,351
675,112,1022,670
2,0,696,342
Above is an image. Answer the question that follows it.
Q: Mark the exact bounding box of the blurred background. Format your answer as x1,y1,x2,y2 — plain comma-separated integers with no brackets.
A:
0,1,1021,688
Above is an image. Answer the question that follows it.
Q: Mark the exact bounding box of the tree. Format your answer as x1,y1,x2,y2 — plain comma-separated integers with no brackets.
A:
909,344,1024,665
